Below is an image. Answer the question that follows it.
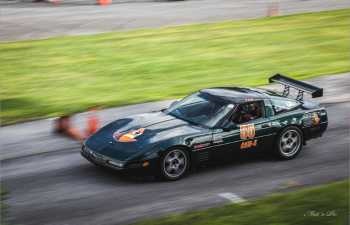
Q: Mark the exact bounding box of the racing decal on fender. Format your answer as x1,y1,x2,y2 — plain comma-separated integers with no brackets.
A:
240,124,256,140
240,140,258,149
113,128,145,142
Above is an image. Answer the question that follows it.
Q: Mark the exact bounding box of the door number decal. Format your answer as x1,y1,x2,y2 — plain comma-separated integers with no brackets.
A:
240,124,257,149
240,124,256,140
240,140,258,149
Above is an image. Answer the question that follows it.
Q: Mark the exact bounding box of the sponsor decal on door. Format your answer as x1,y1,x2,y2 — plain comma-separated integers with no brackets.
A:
239,124,256,139
240,124,257,149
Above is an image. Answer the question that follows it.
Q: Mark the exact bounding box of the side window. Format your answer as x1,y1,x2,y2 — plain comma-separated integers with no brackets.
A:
270,97,300,114
231,101,264,124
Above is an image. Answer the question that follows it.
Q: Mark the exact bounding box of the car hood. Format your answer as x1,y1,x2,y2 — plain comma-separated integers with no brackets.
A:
85,111,205,161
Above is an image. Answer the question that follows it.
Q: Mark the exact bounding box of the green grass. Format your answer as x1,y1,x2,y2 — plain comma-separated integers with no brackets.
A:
1,9,350,124
133,180,349,225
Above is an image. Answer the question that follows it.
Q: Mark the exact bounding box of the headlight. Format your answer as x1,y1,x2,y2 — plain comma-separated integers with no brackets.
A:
113,128,145,142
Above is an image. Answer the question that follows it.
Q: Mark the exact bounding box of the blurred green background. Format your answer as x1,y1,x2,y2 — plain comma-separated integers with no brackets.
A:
1,9,349,124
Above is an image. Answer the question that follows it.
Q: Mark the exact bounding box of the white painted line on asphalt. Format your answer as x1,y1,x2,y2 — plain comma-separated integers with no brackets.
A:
218,192,246,203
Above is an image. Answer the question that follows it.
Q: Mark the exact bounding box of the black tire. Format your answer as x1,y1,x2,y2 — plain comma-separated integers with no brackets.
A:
159,148,189,181
274,126,303,159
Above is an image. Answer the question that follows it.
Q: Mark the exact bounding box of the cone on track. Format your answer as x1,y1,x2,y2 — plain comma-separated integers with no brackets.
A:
54,108,101,142
85,107,100,137
54,115,84,141
97,0,111,6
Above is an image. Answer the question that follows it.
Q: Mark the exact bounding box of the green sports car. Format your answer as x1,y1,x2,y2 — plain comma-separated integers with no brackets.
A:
81,74,328,180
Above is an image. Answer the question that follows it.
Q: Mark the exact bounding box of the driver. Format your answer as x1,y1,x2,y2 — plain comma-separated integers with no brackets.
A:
249,103,261,119
234,102,261,123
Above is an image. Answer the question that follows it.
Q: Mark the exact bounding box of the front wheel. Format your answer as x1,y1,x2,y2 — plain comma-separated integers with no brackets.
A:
274,126,303,159
160,148,189,181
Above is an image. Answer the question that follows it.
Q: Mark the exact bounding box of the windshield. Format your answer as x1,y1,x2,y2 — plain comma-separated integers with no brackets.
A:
165,92,234,128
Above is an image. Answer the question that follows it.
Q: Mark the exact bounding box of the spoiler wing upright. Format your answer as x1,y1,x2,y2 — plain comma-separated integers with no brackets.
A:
269,74,323,100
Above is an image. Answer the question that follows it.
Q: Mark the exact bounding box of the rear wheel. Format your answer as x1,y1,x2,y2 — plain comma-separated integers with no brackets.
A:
275,126,303,159
160,148,189,181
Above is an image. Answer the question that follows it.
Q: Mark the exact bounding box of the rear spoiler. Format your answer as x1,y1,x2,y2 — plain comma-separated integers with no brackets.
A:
268,74,323,101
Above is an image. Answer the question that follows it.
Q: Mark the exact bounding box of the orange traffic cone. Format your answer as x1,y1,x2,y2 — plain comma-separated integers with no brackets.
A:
85,108,100,137
54,115,85,141
97,0,111,6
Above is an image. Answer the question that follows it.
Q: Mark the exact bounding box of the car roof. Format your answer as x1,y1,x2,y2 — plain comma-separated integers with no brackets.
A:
200,87,275,103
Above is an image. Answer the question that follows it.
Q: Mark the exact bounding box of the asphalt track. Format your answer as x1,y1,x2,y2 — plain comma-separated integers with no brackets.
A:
1,0,350,41
1,73,349,225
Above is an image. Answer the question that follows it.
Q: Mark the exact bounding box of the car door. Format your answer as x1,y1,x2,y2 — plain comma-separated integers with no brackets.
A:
211,101,274,158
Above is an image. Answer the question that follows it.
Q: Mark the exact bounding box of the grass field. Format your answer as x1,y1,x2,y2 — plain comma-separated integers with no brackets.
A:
1,9,349,124
133,180,349,225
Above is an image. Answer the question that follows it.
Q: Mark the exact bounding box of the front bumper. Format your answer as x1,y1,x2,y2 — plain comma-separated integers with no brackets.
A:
81,145,158,173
